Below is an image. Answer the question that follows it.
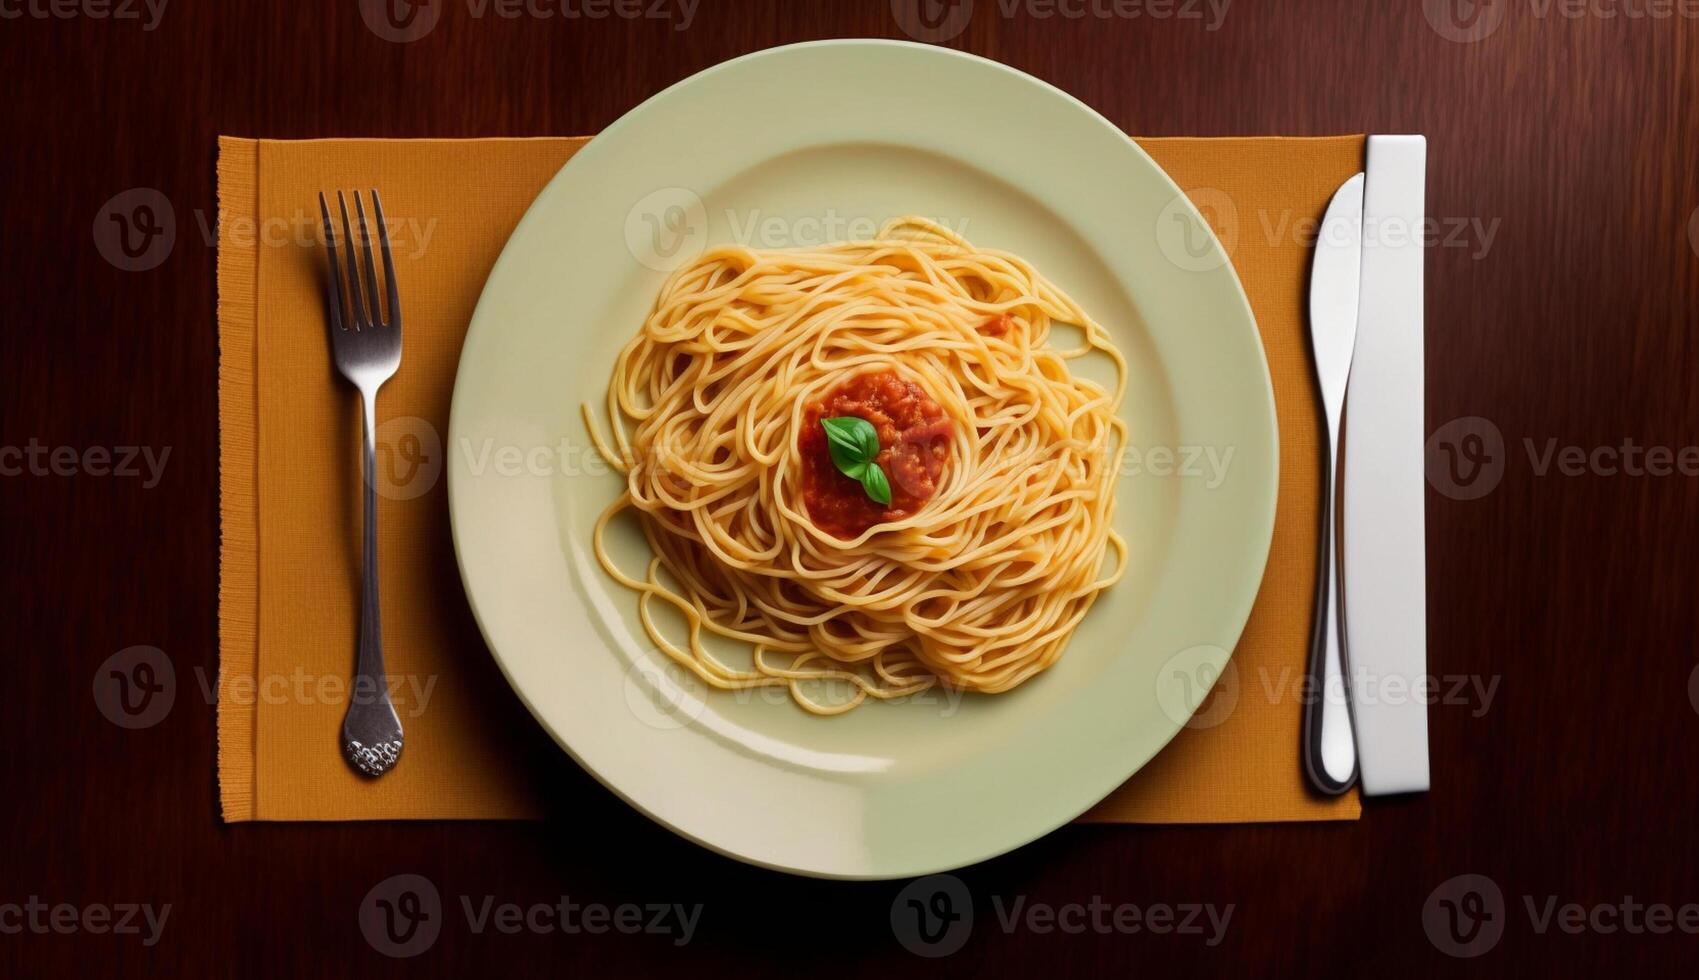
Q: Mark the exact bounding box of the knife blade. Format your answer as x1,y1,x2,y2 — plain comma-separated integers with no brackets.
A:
1303,172,1364,795
1343,135,1430,796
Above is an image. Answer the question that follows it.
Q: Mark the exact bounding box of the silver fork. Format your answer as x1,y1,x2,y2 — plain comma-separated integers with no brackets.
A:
318,190,404,777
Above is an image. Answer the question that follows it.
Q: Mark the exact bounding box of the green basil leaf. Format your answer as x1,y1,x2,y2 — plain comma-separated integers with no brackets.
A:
821,416,890,506
821,417,874,462
822,416,879,470
826,440,868,480
852,420,881,461
861,462,892,507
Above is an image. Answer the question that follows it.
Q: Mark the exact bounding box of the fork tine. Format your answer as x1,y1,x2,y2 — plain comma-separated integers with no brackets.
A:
371,190,400,330
337,191,369,329
353,191,384,327
317,193,346,333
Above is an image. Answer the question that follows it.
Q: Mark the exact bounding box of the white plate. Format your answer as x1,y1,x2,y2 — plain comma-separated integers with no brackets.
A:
449,40,1276,879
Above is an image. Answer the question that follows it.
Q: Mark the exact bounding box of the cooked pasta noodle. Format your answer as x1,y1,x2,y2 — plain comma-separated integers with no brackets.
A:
586,216,1127,714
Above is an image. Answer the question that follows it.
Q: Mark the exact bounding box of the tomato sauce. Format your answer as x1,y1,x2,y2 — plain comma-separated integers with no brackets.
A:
799,371,953,539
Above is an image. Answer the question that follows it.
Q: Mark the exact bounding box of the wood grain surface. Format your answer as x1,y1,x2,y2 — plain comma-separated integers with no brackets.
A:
3,0,1698,975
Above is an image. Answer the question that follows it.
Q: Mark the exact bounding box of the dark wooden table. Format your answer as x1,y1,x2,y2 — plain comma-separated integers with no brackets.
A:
5,0,1698,975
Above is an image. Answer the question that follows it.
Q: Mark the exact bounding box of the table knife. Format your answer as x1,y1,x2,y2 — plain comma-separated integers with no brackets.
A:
1303,172,1364,795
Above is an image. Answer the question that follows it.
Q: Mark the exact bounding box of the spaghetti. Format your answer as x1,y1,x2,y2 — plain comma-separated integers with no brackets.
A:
586,217,1127,714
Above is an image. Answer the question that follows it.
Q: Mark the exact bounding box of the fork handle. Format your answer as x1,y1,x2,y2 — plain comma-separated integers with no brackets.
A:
1303,430,1357,794
341,387,404,776
357,390,384,682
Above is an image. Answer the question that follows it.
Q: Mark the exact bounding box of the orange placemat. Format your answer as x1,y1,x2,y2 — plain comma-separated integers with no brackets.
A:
217,135,1363,823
